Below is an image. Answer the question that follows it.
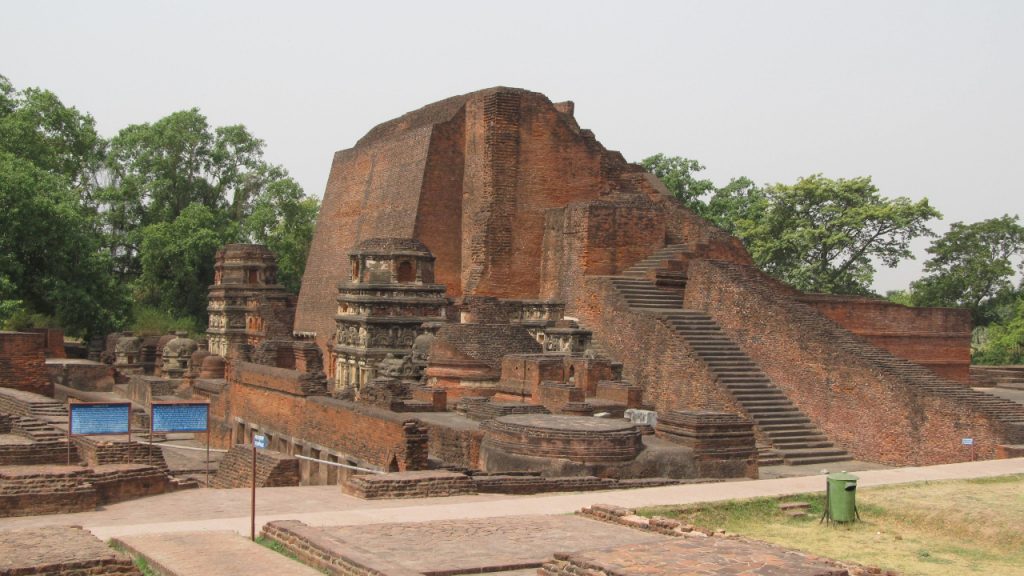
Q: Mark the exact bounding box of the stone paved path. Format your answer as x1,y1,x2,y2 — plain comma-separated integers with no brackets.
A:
0,457,1019,541
113,531,322,576
322,515,666,574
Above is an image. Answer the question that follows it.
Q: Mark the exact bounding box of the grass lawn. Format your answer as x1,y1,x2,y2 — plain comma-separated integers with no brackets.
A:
639,474,1024,576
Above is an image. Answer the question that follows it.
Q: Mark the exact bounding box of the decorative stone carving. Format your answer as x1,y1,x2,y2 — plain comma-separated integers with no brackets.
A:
332,238,448,397
162,332,198,378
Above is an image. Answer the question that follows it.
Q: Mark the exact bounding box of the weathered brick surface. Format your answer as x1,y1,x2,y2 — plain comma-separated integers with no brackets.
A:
800,294,972,382
210,445,300,488
684,260,1024,464
262,520,422,576
89,464,175,504
342,470,475,499
297,88,681,353
0,466,98,517
573,277,739,415
0,526,140,576
656,411,758,479
209,362,429,471
72,436,168,469
0,332,52,397
45,359,114,392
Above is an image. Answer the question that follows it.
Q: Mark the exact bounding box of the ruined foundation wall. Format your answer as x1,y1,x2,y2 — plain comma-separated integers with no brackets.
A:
572,277,738,415
799,294,972,382
210,362,428,471
683,260,1014,465
0,332,52,397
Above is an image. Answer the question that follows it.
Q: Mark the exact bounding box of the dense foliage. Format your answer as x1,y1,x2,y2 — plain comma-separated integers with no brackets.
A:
0,75,319,338
641,155,941,294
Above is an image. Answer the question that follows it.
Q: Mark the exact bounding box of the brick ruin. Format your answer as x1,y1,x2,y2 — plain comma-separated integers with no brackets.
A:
166,87,1023,494
2,87,1023,510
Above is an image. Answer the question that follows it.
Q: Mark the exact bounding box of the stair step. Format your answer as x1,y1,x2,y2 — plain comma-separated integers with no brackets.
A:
773,440,836,449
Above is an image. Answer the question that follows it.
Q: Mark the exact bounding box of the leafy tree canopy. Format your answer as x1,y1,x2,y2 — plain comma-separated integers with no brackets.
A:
99,107,319,323
910,215,1024,325
641,154,941,295
743,175,940,294
0,76,129,337
0,76,319,336
973,294,1024,364
640,154,716,214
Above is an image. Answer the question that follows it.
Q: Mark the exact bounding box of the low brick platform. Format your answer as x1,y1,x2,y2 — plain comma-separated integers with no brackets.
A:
0,465,98,517
112,531,320,576
210,445,300,488
482,414,643,463
539,537,850,576
342,470,475,499
0,525,139,576
262,516,666,575
0,463,181,517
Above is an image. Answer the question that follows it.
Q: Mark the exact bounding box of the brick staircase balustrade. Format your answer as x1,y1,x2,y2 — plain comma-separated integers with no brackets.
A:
610,250,852,467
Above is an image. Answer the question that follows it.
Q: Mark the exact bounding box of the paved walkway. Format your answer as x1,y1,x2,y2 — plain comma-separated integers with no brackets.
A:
113,531,322,576
0,457,1020,542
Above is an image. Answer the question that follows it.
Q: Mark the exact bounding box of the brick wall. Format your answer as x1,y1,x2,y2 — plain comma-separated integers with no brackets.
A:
798,294,972,382
210,445,300,488
72,436,168,469
421,420,483,469
342,470,475,499
540,198,667,302
684,260,1022,464
46,359,115,392
571,277,738,415
0,466,98,517
210,361,429,471
0,332,52,397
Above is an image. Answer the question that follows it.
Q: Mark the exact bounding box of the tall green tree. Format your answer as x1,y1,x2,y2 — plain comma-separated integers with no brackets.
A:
640,154,716,214
742,175,940,294
0,76,129,337
240,177,319,292
910,215,1024,325
100,108,320,323
137,203,234,322
642,153,942,295
973,295,1024,364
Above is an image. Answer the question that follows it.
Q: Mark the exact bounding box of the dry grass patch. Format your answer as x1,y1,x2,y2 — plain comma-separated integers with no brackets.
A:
639,474,1024,576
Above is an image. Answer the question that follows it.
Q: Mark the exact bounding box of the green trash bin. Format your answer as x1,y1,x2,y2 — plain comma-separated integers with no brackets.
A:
825,472,859,523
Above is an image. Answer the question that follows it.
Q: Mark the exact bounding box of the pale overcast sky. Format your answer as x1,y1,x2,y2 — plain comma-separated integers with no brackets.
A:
3,0,1022,292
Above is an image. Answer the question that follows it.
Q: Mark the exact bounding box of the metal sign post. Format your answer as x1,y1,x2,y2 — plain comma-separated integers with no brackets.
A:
252,432,267,541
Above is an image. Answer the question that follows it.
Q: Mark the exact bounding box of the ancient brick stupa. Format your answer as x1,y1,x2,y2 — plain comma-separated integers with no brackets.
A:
289,86,1023,467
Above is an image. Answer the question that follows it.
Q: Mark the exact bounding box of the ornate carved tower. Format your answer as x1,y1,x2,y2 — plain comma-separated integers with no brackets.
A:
332,238,448,395
207,244,295,359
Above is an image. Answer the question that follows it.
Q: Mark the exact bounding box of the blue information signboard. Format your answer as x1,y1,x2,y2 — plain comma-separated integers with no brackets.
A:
151,403,209,433
69,403,131,436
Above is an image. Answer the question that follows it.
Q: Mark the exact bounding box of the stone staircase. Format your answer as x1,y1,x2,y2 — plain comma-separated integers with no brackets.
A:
971,366,1024,391
621,244,690,280
610,249,853,466
657,308,851,466
709,260,1024,434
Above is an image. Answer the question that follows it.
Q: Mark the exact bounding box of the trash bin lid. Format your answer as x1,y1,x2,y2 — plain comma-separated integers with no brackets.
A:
827,472,859,481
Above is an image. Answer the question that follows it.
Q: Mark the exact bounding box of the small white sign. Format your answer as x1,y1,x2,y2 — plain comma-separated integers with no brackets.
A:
254,434,268,449
961,437,974,446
